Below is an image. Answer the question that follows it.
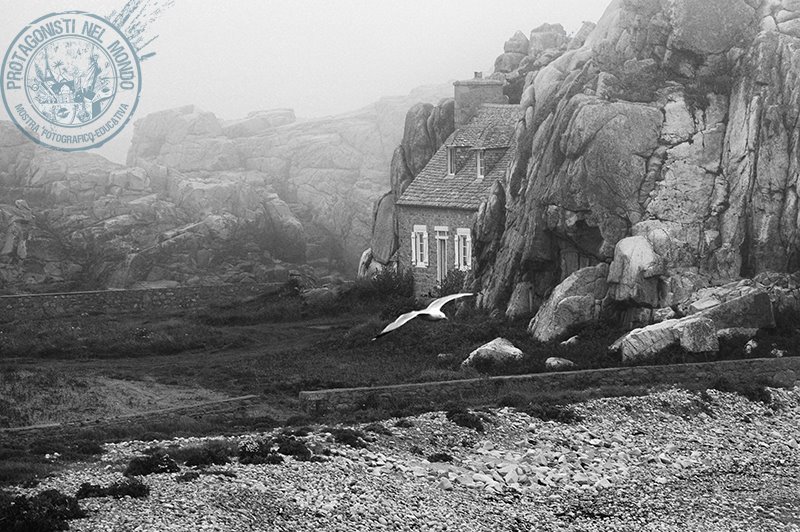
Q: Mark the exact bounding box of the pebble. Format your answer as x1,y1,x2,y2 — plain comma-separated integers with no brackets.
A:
10,386,800,532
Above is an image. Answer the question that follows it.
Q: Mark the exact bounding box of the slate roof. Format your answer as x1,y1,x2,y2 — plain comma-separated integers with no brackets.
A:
397,104,521,210
451,104,520,148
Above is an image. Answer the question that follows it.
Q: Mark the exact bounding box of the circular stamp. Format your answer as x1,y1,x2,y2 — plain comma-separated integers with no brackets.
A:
1,11,141,151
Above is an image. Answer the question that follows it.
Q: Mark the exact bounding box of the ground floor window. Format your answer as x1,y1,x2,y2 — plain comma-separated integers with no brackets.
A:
435,227,449,283
411,225,428,268
455,228,472,271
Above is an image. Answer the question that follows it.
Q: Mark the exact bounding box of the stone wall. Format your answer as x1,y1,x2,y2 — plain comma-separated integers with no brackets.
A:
397,205,476,296
299,357,800,413
0,283,278,321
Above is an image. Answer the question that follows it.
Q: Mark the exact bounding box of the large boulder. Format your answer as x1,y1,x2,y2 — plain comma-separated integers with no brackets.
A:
529,23,568,56
667,0,755,55
461,338,524,372
529,263,609,342
607,237,664,307
682,280,776,330
504,31,530,54
611,315,719,363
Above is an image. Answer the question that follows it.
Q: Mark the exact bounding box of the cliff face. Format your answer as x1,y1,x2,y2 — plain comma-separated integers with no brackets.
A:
362,98,455,273
0,84,451,292
473,0,800,321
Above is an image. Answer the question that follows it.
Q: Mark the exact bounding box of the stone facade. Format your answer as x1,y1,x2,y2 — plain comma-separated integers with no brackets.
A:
397,205,475,297
300,357,800,414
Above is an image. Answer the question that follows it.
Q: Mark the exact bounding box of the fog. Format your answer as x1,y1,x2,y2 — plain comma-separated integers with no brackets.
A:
1,0,608,162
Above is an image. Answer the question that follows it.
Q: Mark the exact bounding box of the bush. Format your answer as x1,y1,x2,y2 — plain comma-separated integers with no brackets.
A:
0,460,54,487
123,451,180,477
524,403,584,424
175,471,201,483
435,269,467,298
352,268,415,301
710,377,773,404
168,440,234,468
76,478,149,499
273,436,313,461
326,428,368,448
0,489,86,532
363,422,392,436
445,409,484,432
237,436,284,465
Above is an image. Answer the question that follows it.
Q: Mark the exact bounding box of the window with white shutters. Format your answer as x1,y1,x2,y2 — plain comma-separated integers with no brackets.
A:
454,228,472,271
411,225,428,268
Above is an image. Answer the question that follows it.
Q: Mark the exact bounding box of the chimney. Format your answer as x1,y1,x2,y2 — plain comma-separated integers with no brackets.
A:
453,73,506,129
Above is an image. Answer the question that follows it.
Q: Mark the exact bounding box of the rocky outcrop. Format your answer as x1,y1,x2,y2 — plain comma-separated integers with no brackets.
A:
0,84,452,292
471,0,800,346
361,98,455,273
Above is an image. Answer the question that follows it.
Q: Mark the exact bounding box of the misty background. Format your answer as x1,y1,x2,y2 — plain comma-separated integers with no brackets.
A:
0,0,606,163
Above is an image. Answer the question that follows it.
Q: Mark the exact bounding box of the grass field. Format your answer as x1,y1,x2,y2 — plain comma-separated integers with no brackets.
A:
0,280,797,486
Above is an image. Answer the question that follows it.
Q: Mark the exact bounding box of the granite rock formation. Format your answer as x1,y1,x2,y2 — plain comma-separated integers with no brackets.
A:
360,98,455,275
467,0,800,354
0,84,452,292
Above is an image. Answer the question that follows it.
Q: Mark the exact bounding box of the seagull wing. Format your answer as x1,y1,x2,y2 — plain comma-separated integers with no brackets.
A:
425,293,476,314
372,310,422,340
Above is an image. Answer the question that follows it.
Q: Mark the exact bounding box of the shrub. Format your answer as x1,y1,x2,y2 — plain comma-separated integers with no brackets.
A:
363,423,392,436
0,489,86,532
168,440,234,467
524,403,584,424
273,436,313,461
710,377,773,404
497,393,531,409
76,478,149,499
123,451,180,477
326,428,368,448
282,426,313,437
352,267,415,301
175,471,201,483
0,460,53,487
445,409,485,432
237,436,284,465
435,269,467,298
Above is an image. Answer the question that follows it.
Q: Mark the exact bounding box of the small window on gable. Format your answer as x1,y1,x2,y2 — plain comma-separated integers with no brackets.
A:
446,147,456,176
411,225,429,268
454,228,472,271
476,149,486,179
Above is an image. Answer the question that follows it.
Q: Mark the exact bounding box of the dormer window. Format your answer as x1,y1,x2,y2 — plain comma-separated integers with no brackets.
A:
446,147,456,176
476,149,485,179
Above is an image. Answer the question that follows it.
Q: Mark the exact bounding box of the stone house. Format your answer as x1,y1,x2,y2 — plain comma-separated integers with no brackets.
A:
396,74,521,296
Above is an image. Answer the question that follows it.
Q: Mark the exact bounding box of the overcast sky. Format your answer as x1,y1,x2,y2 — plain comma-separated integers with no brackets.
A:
1,1,608,161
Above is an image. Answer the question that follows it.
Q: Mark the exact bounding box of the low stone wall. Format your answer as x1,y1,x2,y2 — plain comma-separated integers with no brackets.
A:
299,357,800,413
0,283,280,321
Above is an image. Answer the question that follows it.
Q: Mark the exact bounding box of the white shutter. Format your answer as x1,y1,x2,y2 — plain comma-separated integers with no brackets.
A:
410,231,417,267
454,234,460,268
466,232,473,270
422,231,429,267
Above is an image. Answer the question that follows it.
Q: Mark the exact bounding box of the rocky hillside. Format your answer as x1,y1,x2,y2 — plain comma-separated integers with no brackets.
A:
465,0,800,357
0,84,451,292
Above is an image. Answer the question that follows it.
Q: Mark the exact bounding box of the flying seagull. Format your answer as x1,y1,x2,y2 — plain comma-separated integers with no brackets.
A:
372,293,475,341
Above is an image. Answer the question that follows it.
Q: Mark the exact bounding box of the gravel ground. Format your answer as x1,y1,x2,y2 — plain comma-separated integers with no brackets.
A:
12,386,800,531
